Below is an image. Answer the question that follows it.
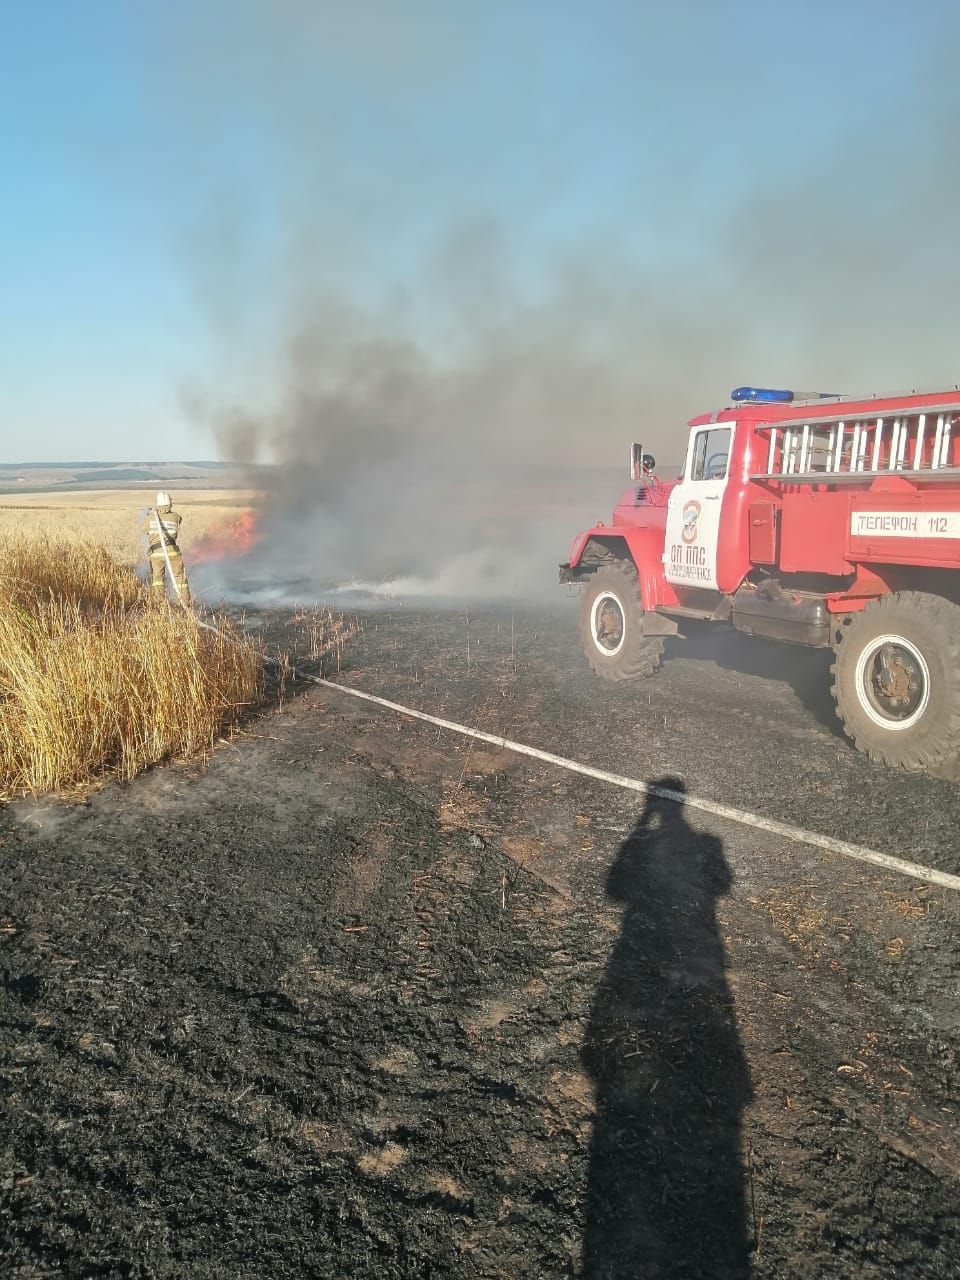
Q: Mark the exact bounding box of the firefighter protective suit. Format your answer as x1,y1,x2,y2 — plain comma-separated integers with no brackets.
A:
143,498,191,604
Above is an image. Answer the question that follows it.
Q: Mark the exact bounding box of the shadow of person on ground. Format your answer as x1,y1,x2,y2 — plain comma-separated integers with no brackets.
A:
581,778,753,1279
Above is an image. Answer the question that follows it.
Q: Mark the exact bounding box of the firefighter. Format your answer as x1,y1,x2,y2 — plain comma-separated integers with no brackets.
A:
144,491,191,604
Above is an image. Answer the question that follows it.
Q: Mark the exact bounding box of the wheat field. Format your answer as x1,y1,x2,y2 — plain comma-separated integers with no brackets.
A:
0,533,262,799
0,489,259,566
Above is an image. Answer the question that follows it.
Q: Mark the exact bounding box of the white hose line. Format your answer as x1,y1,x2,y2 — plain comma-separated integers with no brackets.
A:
310,675,960,894
194,613,960,893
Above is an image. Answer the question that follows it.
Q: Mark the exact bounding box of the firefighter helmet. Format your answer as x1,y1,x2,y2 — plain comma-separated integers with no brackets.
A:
156,491,172,510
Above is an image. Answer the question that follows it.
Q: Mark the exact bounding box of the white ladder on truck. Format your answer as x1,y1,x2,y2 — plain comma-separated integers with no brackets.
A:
750,404,960,484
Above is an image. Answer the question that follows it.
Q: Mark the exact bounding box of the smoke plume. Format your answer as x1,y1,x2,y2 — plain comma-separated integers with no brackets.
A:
168,3,960,605
191,245,751,602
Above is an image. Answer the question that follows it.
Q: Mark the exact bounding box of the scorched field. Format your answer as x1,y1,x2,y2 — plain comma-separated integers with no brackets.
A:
2,603,959,1279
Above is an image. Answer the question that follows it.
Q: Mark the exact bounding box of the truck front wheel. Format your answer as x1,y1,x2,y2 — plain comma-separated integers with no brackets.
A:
579,564,663,681
831,591,960,772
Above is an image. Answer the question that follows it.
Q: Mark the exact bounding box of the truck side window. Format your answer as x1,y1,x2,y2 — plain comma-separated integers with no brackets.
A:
690,426,732,481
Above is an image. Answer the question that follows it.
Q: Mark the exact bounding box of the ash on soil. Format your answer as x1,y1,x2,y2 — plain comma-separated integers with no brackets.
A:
2,605,959,1278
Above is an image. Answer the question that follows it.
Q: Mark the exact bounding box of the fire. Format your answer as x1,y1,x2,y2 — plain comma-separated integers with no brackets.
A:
191,509,261,564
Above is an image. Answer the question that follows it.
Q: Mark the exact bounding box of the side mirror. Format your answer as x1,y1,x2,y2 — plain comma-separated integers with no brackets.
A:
630,443,656,481
630,442,644,481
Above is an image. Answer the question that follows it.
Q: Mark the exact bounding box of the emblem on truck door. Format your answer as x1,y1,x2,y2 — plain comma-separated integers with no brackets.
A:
682,500,701,545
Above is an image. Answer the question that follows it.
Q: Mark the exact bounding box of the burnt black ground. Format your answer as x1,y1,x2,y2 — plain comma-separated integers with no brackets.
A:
2,602,959,1278
316,601,960,873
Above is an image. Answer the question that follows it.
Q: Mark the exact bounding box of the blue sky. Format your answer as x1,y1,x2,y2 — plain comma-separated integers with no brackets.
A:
1,0,958,462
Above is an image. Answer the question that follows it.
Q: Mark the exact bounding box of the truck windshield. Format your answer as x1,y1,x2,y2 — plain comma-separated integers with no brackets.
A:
690,426,732,481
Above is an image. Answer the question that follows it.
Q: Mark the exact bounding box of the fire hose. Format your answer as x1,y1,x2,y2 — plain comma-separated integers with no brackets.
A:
190,614,960,895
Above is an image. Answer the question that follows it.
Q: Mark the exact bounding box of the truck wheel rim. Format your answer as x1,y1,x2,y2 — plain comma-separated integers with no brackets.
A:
591,592,626,656
854,633,930,731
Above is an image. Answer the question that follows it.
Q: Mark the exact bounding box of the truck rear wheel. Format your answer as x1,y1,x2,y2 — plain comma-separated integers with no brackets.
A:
579,564,663,681
831,592,960,772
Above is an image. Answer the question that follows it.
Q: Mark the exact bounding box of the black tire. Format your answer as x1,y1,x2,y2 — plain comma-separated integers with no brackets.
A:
578,563,663,681
831,591,960,772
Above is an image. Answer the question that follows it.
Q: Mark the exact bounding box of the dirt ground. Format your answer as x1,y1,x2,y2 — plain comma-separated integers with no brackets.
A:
2,604,959,1278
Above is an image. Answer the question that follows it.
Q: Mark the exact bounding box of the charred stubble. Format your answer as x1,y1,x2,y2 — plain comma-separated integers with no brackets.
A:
2,607,958,1278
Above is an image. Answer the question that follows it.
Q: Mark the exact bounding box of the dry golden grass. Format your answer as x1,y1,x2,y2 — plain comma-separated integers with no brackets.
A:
0,535,262,799
0,489,259,566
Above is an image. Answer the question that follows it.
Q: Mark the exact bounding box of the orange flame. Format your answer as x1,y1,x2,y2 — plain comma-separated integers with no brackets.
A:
191,510,261,564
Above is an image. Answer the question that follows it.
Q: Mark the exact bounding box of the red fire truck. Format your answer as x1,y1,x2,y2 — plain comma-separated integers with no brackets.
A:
560,386,960,775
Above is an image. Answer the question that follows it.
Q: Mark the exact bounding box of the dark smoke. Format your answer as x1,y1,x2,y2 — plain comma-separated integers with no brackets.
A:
195,249,747,601
168,4,960,604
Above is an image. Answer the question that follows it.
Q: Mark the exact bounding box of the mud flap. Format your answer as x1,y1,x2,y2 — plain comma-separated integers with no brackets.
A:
641,612,679,636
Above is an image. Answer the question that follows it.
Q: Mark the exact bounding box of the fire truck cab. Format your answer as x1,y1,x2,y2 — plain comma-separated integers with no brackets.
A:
561,386,960,776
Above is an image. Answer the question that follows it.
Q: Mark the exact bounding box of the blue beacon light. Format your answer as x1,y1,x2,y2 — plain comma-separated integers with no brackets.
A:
730,386,795,403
